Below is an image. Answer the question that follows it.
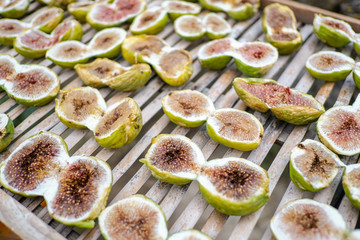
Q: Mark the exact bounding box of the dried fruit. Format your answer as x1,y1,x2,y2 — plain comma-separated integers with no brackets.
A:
0,7,64,46
306,51,355,82
198,157,269,216
38,0,75,8
199,0,259,21
161,0,201,21
317,105,360,156
0,114,14,152
203,13,231,40
0,54,60,106
75,58,152,91
55,87,142,148
313,14,355,48
14,19,83,58
67,1,93,22
289,139,344,192
0,131,112,228
130,6,169,35
140,134,205,185
46,28,126,68
162,89,215,127
343,164,360,210
198,39,278,77
168,229,213,240
270,199,348,240
233,78,325,125
206,108,263,151
122,35,193,86
86,0,146,30
98,194,168,240
353,62,360,89
0,0,29,18
354,35,360,57
262,3,302,54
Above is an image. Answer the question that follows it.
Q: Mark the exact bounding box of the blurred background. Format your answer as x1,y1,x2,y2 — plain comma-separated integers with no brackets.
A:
296,0,360,18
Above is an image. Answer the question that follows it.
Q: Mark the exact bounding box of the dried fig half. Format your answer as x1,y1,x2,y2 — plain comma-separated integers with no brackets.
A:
317,105,360,156
206,108,264,151
99,194,168,240
0,54,60,106
161,0,201,21
46,41,89,68
343,164,360,210
197,157,269,216
353,62,360,89
0,114,14,152
198,38,234,70
313,14,355,48
0,19,28,46
75,58,152,91
30,7,64,33
203,13,231,40
233,78,325,125
174,15,205,41
306,51,355,82
130,6,169,35
289,139,344,192
0,0,29,19
94,97,142,149
168,229,213,240
140,134,206,185
162,89,215,127
270,199,348,240
67,1,93,22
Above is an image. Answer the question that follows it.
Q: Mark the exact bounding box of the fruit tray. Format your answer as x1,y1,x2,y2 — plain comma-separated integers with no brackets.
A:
1,0,360,239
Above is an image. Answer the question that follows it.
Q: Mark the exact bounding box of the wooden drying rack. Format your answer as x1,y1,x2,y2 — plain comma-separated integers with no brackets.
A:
0,0,360,239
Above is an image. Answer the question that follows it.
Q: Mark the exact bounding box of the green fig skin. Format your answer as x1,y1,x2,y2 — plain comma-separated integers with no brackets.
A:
354,40,360,56
289,160,322,192
168,230,213,240
1,0,29,19
0,114,14,153
353,68,360,90
67,1,93,22
234,58,273,77
343,164,360,210
130,8,169,35
199,55,232,70
306,65,352,82
34,8,64,33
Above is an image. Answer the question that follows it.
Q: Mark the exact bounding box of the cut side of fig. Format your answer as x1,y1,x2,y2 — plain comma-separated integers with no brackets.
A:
130,6,169,35
99,194,168,240
161,0,201,21
354,34,360,57
289,139,344,192
0,19,28,46
199,0,259,21
174,15,205,41
343,164,360,210
233,78,325,125
67,1,93,22
306,51,355,82
47,28,126,68
206,108,264,151
140,134,206,185
270,199,348,240
198,38,235,70
198,157,269,216
86,0,146,30
317,105,360,156
162,89,215,127
37,0,75,8
55,87,106,130
203,13,231,40
0,114,14,152
262,3,302,54
94,97,142,149
74,58,152,91
168,229,213,240
0,131,112,228
0,0,29,19
313,14,355,48
0,54,60,106
29,7,64,33
353,62,360,89
14,19,83,59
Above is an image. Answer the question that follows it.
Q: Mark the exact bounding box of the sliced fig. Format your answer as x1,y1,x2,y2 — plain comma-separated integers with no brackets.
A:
46,41,89,68
37,0,75,9
0,132,68,196
198,38,235,70
14,19,83,59
130,6,169,35
30,7,64,33
67,1,93,22
99,194,168,240
270,199,348,240
353,62,360,89
94,97,142,148
174,15,205,41
206,108,263,151
313,14,355,48
203,13,231,40
55,87,106,130
75,58,152,91
45,155,112,228
0,0,29,19
233,41,278,77
317,105,360,156
354,34,360,57
289,139,344,192
168,229,213,240
342,164,360,211
233,78,325,125
140,134,206,185
161,0,201,21
86,0,146,30
162,89,215,127
0,19,28,46
306,51,355,82
0,114,14,152
199,0,259,21
0,55,60,106
262,3,302,54
197,157,269,216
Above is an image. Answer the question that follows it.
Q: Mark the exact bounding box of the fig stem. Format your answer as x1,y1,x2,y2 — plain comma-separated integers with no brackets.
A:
353,93,360,111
